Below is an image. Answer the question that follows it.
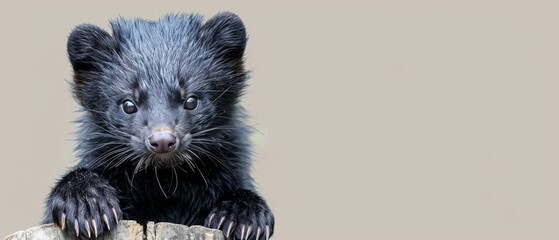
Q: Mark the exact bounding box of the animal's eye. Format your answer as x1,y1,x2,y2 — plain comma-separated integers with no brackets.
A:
184,96,198,110
122,100,138,114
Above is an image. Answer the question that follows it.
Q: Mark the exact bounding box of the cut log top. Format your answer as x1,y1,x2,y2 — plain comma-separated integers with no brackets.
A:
4,220,225,240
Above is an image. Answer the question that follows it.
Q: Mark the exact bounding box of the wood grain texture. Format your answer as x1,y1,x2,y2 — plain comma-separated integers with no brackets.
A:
4,220,224,240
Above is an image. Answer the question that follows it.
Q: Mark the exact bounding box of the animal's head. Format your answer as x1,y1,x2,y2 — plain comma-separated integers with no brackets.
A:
68,13,248,169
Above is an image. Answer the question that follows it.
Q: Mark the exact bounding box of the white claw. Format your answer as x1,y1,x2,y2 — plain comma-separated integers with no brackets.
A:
217,216,226,229
74,219,79,237
92,219,98,238
112,208,119,224
256,227,261,240
207,213,215,225
226,221,234,238
240,225,246,240
246,226,253,240
103,214,111,231
266,225,270,240
60,213,66,230
85,220,91,238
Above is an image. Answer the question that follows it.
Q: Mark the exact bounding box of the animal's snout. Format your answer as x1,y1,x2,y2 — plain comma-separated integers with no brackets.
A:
148,132,178,153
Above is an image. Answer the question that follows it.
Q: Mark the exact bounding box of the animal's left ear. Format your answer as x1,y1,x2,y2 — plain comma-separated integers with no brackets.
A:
200,12,247,62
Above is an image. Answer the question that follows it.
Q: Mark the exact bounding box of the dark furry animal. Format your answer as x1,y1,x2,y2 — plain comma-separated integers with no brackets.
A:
42,12,274,240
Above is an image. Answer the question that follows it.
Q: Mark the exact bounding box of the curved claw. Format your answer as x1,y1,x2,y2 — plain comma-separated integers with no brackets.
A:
84,220,91,238
103,214,111,231
92,219,98,238
217,216,226,229
74,219,79,237
59,213,66,230
112,208,119,223
245,226,252,240
226,221,234,238
207,213,215,226
240,225,246,240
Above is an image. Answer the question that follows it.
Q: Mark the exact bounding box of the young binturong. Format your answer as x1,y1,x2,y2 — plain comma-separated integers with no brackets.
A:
42,12,274,240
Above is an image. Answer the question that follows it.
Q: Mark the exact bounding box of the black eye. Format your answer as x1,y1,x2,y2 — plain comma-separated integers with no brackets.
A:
122,100,138,114
184,96,198,110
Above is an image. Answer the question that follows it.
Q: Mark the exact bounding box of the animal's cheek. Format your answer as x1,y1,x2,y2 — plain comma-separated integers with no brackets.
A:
178,133,193,148
127,135,151,154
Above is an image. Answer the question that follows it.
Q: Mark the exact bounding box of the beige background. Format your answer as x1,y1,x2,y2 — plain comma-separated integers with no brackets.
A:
1,1,558,239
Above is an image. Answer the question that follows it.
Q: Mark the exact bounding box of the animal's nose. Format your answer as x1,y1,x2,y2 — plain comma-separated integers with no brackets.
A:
148,132,178,153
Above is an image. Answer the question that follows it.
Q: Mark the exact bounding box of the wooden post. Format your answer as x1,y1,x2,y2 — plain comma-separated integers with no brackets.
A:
4,220,225,240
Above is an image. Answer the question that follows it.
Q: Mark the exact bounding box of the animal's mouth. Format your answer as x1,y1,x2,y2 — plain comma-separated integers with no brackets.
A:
144,152,184,169
152,152,176,159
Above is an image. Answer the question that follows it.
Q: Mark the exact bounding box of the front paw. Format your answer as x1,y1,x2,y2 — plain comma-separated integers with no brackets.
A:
47,169,122,238
205,190,274,240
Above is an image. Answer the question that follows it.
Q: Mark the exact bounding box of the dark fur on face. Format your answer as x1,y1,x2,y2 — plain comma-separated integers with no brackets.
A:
43,13,274,240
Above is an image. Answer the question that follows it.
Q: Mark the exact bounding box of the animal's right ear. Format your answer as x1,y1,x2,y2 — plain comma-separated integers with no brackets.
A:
67,24,116,76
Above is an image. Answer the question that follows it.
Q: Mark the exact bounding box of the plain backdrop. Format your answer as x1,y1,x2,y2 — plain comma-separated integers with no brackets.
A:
1,1,558,239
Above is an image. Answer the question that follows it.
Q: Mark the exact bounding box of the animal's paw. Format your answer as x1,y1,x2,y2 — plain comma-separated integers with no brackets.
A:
205,190,274,240
47,169,122,238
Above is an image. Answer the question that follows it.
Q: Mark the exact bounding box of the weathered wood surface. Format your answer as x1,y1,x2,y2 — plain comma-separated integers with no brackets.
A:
4,220,224,240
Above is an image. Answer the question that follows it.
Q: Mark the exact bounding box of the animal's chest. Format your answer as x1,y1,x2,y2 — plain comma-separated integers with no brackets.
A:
109,170,222,225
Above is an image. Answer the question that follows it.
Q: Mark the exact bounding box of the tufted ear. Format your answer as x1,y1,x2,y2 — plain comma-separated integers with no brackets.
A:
200,12,247,61
67,24,116,77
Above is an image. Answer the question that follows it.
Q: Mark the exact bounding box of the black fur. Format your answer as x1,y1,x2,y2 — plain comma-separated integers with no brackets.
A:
43,12,274,240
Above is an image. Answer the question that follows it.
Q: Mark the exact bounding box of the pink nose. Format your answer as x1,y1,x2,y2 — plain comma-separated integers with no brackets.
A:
148,132,177,153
